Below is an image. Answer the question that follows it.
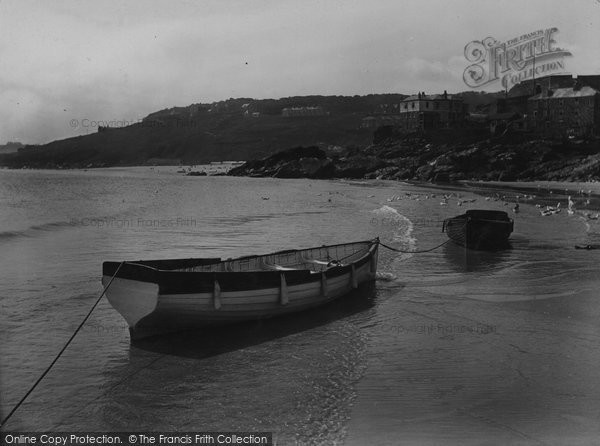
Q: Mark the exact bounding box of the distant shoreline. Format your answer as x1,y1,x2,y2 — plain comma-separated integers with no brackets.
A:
403,179,600,199
2,165,600,193
460,180,600,196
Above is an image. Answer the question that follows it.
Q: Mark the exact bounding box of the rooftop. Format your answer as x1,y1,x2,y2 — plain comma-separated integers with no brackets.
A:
529,86,599,100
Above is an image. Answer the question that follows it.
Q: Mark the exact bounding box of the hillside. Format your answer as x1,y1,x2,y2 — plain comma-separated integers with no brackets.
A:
456,90,506,113
0,94,412,169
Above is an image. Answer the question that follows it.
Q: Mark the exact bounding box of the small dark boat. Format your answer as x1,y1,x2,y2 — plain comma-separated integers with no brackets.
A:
442,210,513,250
103,239,379,340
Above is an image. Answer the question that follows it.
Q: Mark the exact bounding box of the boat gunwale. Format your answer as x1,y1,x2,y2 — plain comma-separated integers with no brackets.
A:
105,239,377,270
102,239,379,292
444,216,513,225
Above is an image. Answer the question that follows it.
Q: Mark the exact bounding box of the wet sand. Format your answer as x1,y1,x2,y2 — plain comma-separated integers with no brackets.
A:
462,180,600,197
344,180,600,445
345,287,600,445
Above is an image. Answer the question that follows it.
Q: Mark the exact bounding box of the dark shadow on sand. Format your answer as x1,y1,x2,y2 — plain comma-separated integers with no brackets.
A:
130,283,377,359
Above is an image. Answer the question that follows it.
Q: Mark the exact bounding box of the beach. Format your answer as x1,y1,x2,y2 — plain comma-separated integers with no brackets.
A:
1,167,599,444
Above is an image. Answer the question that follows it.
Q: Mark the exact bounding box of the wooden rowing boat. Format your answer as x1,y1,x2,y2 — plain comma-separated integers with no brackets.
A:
442,210,513,250
102,239,379,340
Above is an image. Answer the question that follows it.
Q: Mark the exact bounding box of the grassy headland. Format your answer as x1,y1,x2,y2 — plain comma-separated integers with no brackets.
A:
0,95,404,169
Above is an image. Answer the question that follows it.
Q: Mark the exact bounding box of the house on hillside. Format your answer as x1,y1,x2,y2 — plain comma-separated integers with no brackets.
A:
472,74,600,137
396,91,466,132
361,90,466,132
498,74,600,115
502,74,575,115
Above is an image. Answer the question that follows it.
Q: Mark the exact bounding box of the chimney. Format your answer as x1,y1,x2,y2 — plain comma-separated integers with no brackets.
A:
418,92,421,99
443,90,448,99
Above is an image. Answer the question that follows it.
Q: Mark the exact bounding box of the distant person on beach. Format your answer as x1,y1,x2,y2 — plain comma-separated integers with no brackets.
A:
568,196,575,215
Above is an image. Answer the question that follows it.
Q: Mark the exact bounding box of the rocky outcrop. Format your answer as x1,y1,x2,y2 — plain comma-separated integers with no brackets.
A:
273,157,335,179
334,155,387,178
229,135,600,182
229,146,335,179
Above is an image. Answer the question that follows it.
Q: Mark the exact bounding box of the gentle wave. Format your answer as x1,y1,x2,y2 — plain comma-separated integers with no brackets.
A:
375,271,398,281
0,230,27,240
0,220,76,241
201,210,327,226
372,205,417,253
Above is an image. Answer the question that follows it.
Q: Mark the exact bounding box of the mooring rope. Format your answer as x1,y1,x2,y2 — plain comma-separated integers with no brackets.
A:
378,219,467,254
0,261,126,428
379,238,453,254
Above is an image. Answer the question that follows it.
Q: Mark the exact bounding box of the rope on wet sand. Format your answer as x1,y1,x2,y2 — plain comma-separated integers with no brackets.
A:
0,261,125,428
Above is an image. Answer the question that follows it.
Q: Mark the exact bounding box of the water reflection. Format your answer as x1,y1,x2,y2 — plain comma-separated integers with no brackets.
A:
442,242,513,273
132,283,377,359
86,283,379,439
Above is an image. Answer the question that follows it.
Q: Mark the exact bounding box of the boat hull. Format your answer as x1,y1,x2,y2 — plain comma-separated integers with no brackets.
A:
443,210,513,250
103,240,378,340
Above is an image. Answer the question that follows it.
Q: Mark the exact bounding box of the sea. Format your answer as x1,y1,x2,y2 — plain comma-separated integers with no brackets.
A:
1,167,600,445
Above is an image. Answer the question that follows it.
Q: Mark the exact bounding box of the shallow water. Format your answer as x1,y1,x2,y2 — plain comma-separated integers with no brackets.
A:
1,167,599,444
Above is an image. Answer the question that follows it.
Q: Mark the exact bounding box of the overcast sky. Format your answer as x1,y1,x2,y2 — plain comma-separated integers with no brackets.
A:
1,0,599,144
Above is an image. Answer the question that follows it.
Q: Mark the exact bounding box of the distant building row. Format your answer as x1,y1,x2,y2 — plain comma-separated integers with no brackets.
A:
361,74,600,139
527,84,600,138
281,106,326,117
490,74,600,138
